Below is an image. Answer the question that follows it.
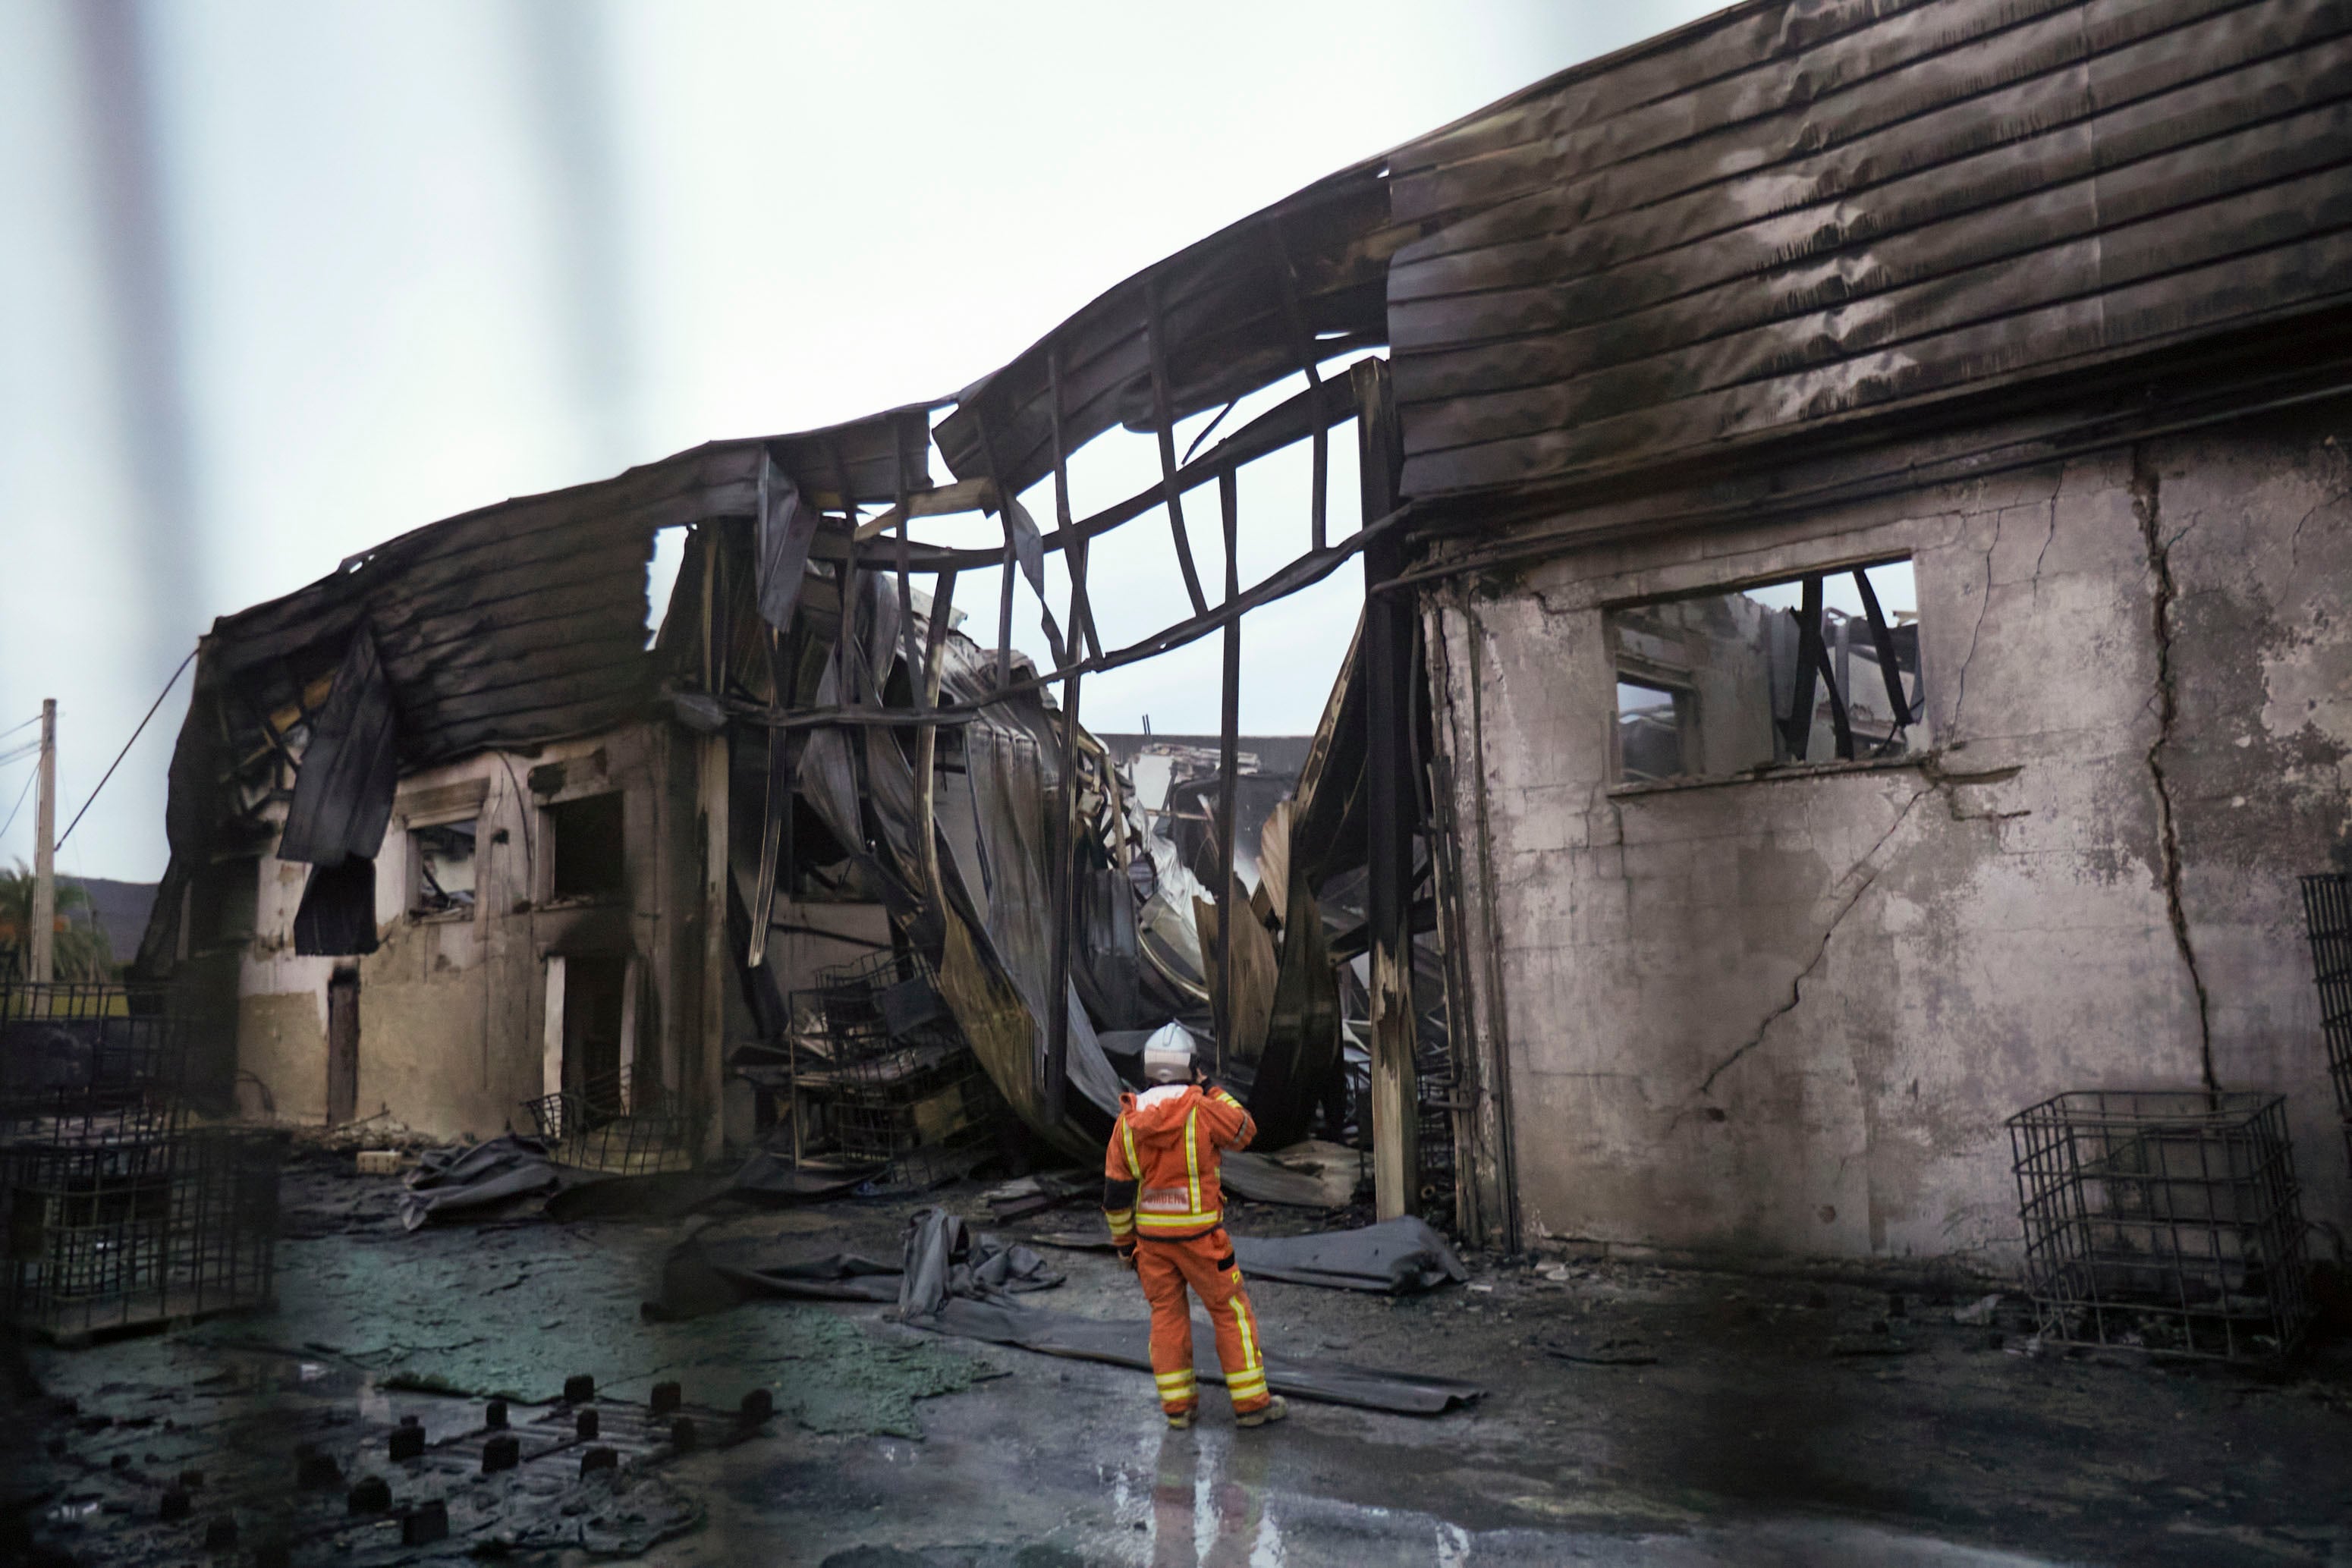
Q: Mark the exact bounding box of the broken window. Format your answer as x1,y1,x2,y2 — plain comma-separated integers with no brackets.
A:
548,793,626,900
1614,679,1693,784
1607,559,1924,785
410,820,477,915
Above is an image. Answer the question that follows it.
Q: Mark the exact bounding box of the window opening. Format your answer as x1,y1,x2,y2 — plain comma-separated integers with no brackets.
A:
410,821,476,914
645,526,690,649
1608,558,1923,785
548,793,626,900
1615,680,1690,784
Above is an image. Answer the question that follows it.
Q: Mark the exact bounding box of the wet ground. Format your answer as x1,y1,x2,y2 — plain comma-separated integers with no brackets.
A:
5,1149,2350,1565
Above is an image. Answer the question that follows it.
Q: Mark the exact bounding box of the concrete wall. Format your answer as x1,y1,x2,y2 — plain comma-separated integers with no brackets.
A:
222,725,690,1142
1429,407,2352,1265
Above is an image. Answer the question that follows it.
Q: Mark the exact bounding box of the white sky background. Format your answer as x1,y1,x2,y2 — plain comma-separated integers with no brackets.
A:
0,0,1724,882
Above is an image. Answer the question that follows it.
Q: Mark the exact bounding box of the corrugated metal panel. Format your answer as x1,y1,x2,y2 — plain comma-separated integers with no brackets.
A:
932,168,1399,496
1386,0,2352,500
162,412,928,875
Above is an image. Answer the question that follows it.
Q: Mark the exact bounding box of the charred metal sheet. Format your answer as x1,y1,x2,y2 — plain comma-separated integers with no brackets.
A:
276,625,398,867
292,855,379,957
140,414,926,970
932,168,1398,498
1385,0,2352,499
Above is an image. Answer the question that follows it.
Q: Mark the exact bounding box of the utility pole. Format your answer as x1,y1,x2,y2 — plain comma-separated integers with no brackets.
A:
30,698,56,985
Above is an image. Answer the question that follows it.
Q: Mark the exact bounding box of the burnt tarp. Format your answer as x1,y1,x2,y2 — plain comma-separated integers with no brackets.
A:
648,1207,1064,1320
398,1135,559,1231
1384,0,2352,501
1038,1216,1466,1296
542,1152,874,1222
898,1212,1479,1415
276,624,398,868
291,856,379,957
1239,1217,1467,1294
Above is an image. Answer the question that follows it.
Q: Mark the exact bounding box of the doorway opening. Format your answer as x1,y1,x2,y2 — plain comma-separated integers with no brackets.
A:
561,954,632,1117
326,968,360,1126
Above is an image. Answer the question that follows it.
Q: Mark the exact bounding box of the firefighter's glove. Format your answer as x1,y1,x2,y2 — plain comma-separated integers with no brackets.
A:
1115,1243,1138,1272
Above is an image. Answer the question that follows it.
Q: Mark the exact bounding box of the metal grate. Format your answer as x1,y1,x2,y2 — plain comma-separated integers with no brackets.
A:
2298,873,2352,1176
788,950,958,1071
830,1057,1000,1168
524,1066,694,1176
2008,1090,2313,1360
2,981,278,1343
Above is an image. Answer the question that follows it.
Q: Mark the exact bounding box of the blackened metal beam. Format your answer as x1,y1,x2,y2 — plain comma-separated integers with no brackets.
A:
1043,347,1080,1122
1215,465,1243,1080
1265,215,1329,553
1146,274,1212,619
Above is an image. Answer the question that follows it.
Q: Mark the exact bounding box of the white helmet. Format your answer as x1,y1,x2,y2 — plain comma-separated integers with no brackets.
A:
1142,1022,1197,1085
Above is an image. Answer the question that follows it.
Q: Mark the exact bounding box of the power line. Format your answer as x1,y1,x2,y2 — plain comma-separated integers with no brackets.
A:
0,713,42,741
0,740,39,769
54,646,197,853
0,768,34,843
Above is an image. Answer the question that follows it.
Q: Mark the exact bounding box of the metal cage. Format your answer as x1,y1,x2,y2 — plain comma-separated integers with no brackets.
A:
2008,1090,2313,1360
524,1065,694,1176
2298,873,2352,1177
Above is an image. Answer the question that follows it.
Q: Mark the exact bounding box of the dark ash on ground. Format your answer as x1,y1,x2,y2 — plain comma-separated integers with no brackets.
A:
5,1153,2350,1566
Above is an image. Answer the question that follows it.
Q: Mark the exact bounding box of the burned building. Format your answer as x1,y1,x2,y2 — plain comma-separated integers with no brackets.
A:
134,0,2351,1279
1385,0,2352,1262
134,419,939,1152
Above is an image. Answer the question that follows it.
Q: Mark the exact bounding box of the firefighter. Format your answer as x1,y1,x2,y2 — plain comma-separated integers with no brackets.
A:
1102,1023,1286,1430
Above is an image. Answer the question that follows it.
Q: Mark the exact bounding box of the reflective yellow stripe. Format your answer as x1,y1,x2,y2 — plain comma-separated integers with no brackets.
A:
1154,1371,1195,1389
1132,1209,1221,1233
1118,1119,1142,1180
1231,1298,1260,1371
1184,1109,1201,1214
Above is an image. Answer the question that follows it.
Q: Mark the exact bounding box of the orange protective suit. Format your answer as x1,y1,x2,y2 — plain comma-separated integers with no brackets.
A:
1102,1081,1272,1418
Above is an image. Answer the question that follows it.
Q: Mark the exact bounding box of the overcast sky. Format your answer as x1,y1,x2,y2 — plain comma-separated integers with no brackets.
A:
0,0,1722,883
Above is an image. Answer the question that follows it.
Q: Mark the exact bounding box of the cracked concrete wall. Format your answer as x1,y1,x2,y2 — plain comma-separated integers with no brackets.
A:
1430,404,2352,1265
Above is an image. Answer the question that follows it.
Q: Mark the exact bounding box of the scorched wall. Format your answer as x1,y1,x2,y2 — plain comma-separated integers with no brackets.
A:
1426,405,2352,1265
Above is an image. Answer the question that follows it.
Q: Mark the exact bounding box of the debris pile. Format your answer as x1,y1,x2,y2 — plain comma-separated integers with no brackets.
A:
739,951,1007,1189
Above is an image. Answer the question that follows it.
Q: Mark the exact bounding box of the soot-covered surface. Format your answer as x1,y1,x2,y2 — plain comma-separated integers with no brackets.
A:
6,1155,2350,1565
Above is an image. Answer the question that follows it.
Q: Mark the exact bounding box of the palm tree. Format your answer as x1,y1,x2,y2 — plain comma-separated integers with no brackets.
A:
0,860,115,983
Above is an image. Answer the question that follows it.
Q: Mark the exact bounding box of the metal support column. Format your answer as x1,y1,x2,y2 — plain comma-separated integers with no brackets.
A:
1354,359,1418,1221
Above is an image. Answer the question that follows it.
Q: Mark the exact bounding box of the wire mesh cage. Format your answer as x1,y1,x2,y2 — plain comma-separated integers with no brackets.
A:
1,982,185,1140
2,980,277,1342
788,950,959,1071
1,1127,281,1344
2298,873,2352,1174
523,1064,694,1175
2008,1090,2313,1360
830,1057,1001,1168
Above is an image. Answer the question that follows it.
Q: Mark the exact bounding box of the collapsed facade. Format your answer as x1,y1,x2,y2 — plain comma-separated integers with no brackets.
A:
143,0,2351,1270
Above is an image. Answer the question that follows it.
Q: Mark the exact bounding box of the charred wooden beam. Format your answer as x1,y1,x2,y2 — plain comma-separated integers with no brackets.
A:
1354,357,1418,1222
